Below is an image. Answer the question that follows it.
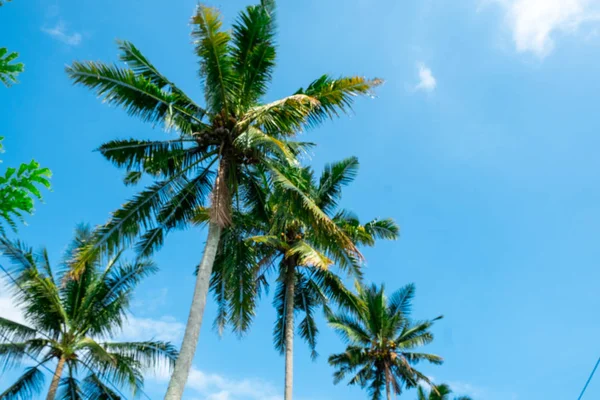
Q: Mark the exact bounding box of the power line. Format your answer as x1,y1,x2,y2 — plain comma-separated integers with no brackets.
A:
0,262,150,400
577,357,600,400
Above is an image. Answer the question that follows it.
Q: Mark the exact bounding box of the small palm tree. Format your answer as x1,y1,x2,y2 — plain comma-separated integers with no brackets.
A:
0,226,177,400
417,384,473,400
207,157,398,400
66,2,380,397
328,283,443,400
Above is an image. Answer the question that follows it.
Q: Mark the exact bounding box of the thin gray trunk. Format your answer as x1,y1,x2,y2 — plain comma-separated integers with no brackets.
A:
385,366,392,400
164,222,222,400
284,262,296,400
46,356,65,400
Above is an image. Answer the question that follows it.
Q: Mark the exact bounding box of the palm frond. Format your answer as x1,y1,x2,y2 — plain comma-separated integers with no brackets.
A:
117,40,203,116
191,4,237,115
0,317,37,343
297,75,383,128
286,240,332,270
57,372,83,400
66,61,207,134
0,364,45,400
97,138,208,179
82,374,121,400
328,312,371,345
231,1,276,108
270,166,358,256
103,341,178,370
317,156,359,212
294,273,319,359
388,283,415,319
237,94,318,137
0,342,27,372
0,48,24,87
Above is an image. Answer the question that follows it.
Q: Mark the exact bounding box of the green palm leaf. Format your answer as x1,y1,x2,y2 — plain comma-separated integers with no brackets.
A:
66,62,206,135
191,5,237,115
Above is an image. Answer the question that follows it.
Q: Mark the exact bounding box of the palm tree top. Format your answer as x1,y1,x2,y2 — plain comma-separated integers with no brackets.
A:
65,1,382,273
417,383,474,400
329,282,443,400
0,225,178,399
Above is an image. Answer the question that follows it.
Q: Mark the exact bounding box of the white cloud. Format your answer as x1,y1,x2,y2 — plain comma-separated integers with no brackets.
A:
414,62,437,92
492,0,600,57
446,381,487,398
42,21,82,46
118,314,185,343
151,366,281,400
0,280,25,324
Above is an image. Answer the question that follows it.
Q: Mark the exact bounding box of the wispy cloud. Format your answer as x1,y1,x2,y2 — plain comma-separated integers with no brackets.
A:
446,380,487,398
42,21,82,46
118,314,185,343
151,366,282,400
415,62,437,92
489,0,600,57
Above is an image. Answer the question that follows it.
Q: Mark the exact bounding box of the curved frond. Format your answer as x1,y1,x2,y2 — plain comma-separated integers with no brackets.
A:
388,283,415,319
66,62,207,134
191,4,237,115
286,240,332,270
231,1,276,108
97,138,207,178
0,365,45,400
237,94,318,137
0,317,37,343
82,374,121,400
297,75,383,128
103,341,178,370
317,156,359,212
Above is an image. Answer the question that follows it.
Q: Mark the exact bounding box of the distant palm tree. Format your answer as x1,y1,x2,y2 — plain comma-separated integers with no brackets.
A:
206,157,398,400
0,225,177,400
66,2,380,397
417,384,473,400
328,283,443,400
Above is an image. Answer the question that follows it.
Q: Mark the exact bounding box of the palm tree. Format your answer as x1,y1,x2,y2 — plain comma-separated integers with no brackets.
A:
0,225,177,400
66,2,381,397
417,384,473,400
328,283,443,400
206,156,398,400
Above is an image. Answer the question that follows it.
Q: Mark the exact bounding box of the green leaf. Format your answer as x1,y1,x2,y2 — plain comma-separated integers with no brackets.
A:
191,4,238,115
0,47,24,87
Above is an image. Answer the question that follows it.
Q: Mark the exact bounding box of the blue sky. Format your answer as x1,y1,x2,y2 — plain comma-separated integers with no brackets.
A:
1,0,600,399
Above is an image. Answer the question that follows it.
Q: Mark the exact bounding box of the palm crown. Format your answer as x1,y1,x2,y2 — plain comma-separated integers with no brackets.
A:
0,226,177,400
66,0,380,265
328,283,443,400
209,157,398,352
66,2,381,396
417,384,473,400
206,157,398,400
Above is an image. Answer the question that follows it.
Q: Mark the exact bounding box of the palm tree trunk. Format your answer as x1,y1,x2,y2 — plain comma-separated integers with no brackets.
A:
283,261,296,400
385,366,392,400
164,221,222,400
386,380,391,400
46,356,65,400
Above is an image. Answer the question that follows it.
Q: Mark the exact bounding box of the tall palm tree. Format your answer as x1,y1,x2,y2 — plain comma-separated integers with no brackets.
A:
0,225,177,400
66,2,380,397
206,157,398,400
417,384,473,400
328,283,443,400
